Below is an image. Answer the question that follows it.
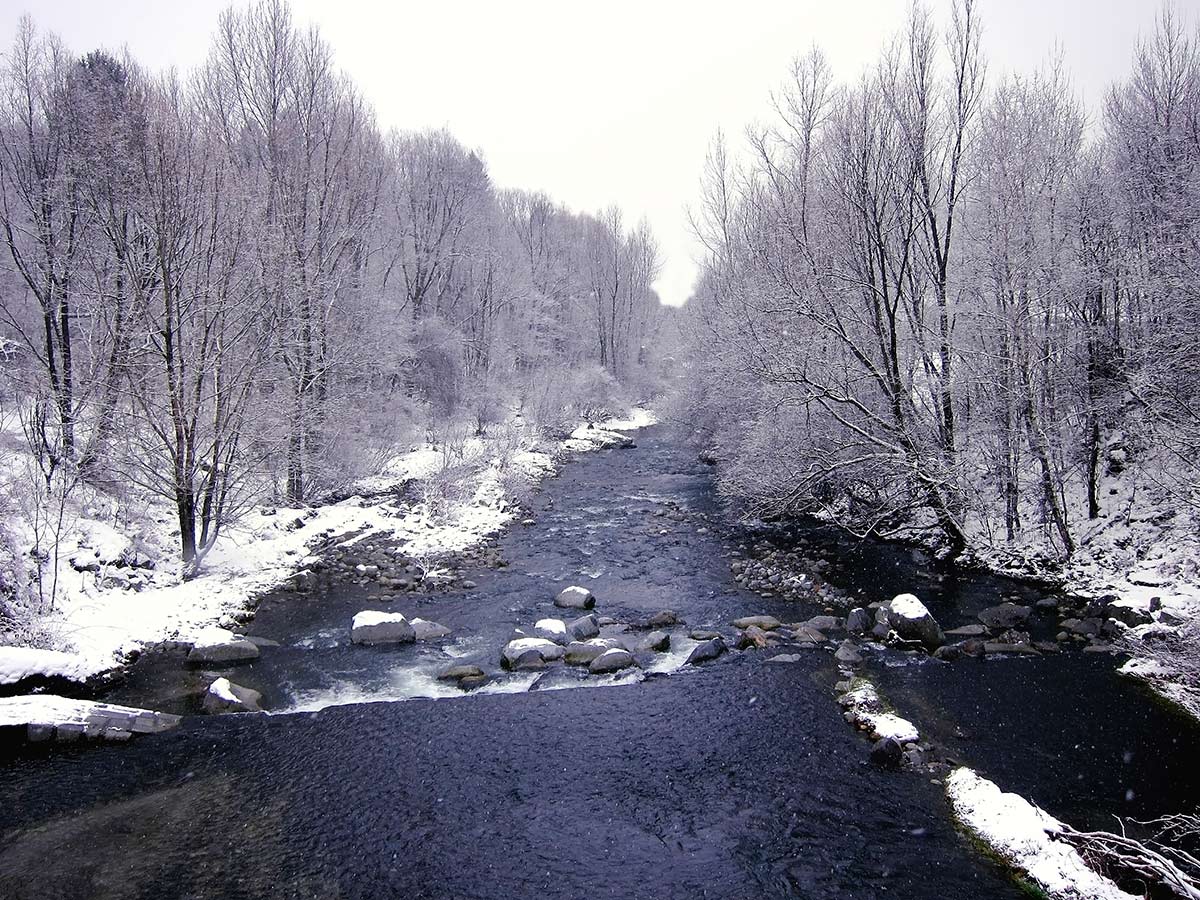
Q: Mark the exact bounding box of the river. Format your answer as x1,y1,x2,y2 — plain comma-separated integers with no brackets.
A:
0,423,1196,899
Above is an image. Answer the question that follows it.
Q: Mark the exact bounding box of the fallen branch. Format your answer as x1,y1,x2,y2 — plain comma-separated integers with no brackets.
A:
1054,818,1200,900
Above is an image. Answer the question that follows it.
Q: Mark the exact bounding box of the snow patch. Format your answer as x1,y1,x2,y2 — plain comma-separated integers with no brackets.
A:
947,767,1137,900
837,680,920,744
0,646,94,685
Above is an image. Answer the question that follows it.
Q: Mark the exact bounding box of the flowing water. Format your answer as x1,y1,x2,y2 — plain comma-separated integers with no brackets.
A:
0,424,1197,899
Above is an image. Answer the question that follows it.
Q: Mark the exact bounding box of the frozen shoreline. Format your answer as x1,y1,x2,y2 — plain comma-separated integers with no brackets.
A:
0,410,657,688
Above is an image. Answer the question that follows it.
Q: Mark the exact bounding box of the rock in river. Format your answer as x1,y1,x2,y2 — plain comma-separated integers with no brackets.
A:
869,737,903,769
203,677,262,714
637,630,670,652
437,665,485,682
589,647,636,674
564,639,616,665
501,637,565,669
645,609,681,628
410,618,452,641
567,614,600,641
187,627,260,664
977,602,1031,631
736,625,773,649
350,611,416,645
555,586,595,609
846,608,873,634
533,618,570,644
879,594,944,650
835,640,864,665
686,636,727,665
732,615,781,630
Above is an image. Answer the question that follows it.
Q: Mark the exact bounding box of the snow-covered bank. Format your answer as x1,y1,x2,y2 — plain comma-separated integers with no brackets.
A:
4,409,658,684
946,767,1137,900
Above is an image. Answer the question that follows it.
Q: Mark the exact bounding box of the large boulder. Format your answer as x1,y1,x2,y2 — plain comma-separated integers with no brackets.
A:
564,638,617,665
501,637,564,669
187,627,260,664
555,586,595,609
350,611,415,645
203,677,262,714
880,594,944,650
567,614,600,641
589,648,636,674
533,618,571,644
686,636,726,666
410,618,452,641
977,602,1031,631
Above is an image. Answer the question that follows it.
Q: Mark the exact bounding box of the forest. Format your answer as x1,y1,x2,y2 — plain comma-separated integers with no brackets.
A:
680,2,1200,583
0,0,676,628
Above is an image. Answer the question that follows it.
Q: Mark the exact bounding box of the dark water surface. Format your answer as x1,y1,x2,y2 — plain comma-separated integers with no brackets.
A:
0,424,1195,899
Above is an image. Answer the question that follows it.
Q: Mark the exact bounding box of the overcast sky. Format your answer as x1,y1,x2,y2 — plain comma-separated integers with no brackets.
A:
0,1,1178,306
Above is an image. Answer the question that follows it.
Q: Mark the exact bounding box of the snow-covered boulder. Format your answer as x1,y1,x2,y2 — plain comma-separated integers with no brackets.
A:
410,618,452,641
946,768,1137,900
879,594,944,650
533,618,570,644
350,611,415,645
554,586,595,609
187,627,261,664
500,637,565,669
589,647,635,674
203,677,262,714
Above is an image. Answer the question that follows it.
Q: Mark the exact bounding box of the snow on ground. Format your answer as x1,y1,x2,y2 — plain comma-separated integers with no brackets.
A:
8,408,657,683
0,646,94,685
946,767,1137,900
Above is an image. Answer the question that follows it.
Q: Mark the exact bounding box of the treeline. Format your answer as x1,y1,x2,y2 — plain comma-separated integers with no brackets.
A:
0,1,669,566
681,2,1200,561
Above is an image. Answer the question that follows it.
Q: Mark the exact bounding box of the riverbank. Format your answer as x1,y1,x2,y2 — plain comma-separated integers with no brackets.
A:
0,410,657,690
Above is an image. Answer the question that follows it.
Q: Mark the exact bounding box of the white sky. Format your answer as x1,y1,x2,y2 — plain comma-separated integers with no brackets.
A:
0,0,1177,306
